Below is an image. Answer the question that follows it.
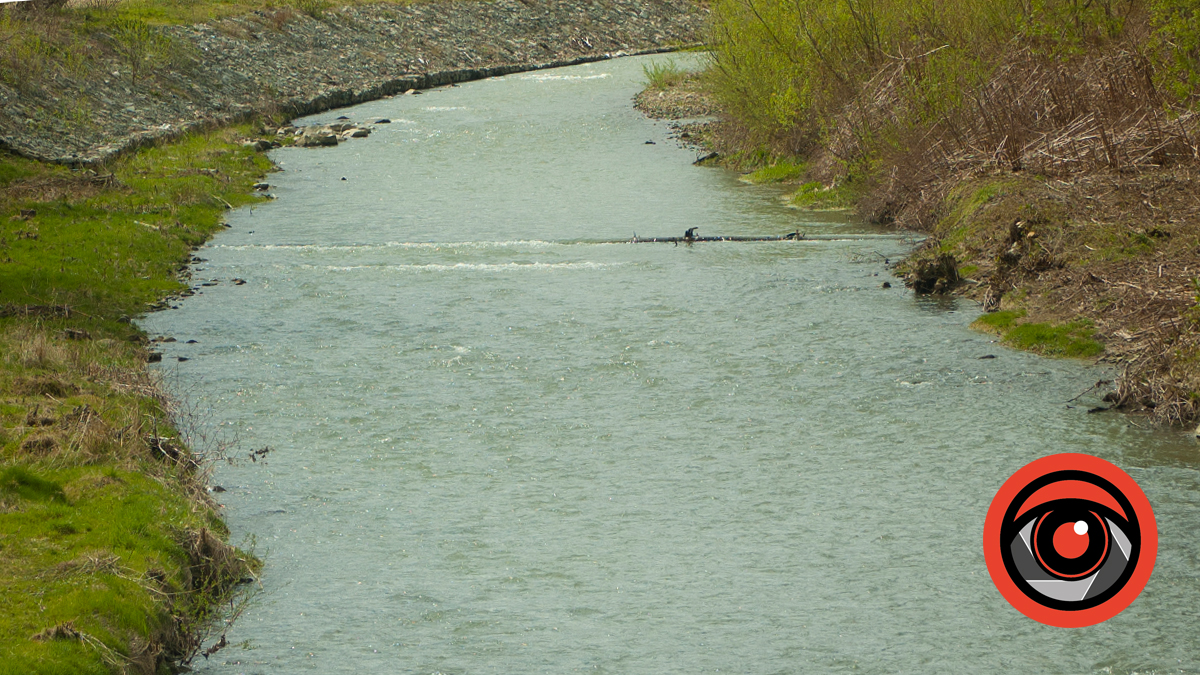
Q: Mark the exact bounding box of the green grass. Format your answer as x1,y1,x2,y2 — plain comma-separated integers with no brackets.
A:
642,58,689,89
1,0,448,92
973,309,1104,358
1,122,270,673
1006,321,1105,358
974,308,1026,331
1,124,272,319
788,179,861,210
0,465,238,674
742,160,805,184
0,321,256,672
935,180,1014,238
34,0,398,27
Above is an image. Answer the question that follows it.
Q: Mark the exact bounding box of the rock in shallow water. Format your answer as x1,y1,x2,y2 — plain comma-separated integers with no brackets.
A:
296,130,338,147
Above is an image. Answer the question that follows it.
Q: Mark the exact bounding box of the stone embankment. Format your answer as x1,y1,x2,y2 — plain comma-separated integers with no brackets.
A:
0,0,707,164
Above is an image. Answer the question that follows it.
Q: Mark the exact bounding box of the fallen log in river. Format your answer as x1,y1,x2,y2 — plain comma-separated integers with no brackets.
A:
619,232,908,244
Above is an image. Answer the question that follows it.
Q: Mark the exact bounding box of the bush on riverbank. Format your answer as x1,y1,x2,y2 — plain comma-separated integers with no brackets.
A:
695,0,1200,422
708,0,1198,216
0,123,270,673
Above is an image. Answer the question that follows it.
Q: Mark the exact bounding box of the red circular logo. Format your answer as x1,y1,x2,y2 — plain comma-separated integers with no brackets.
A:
983,453,1157,627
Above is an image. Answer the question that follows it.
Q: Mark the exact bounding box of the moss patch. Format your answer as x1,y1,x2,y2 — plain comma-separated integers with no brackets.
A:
973,309,1104,359
788,179,861,210
974,308,1026,331
742,160,805,184
1006,321,1105,358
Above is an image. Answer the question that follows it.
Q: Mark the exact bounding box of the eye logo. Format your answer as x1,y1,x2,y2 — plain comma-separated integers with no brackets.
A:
983,453,1157,627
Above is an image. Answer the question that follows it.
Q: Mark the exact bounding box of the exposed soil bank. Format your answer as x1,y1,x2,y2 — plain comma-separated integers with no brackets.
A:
1,0,708,165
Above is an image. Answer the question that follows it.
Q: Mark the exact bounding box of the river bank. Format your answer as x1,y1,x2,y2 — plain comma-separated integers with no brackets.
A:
135,55,1200,673
636,10,1200,425
0,124,269,674
1,0,707,165
1,2,708,672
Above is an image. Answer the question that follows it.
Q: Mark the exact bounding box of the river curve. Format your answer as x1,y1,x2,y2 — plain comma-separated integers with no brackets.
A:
143,55,1200,674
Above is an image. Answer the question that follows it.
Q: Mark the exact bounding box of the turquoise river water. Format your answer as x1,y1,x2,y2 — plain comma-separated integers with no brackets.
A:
142,55,1200,674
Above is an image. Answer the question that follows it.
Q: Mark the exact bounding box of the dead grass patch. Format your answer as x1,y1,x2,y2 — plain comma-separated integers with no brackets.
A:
12,375,80,398
49,550,122,578
20,432,60,455
31,621,83,643
0,173,123,209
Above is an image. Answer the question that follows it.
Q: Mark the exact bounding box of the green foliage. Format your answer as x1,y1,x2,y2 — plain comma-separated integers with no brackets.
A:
0,13,88,92
642,58,688,89
708,0,1008,151
1184,277,1200,324
109,17,171,85
707,0,1200,188
1151,0,1200,102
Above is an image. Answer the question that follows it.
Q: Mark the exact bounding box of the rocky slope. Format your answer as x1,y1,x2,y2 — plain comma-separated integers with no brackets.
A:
0,0,707,164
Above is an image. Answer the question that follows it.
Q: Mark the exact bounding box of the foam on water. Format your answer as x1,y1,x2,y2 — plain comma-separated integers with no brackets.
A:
311,261,617,272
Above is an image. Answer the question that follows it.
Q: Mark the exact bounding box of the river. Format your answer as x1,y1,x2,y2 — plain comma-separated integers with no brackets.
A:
143,55,1200,674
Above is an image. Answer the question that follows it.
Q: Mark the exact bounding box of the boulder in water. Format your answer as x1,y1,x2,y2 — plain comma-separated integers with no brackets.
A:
297,129,338,147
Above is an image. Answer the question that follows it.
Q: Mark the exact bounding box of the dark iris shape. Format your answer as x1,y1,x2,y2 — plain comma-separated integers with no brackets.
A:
1031,501,1109,579
999,470,1140,612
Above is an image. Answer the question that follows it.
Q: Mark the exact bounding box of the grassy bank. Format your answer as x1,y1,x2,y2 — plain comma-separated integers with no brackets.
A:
680,0,1200,423
0,122,272,673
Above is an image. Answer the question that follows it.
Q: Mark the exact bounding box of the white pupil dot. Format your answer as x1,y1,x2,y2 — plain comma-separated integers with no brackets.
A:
1074,520,1088,535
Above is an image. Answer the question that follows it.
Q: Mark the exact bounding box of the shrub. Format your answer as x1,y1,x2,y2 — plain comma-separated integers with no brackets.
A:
291,0,331,19
706,0,1200,219
642,58,689,89
1152,0,1200,102
111,17,171,85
